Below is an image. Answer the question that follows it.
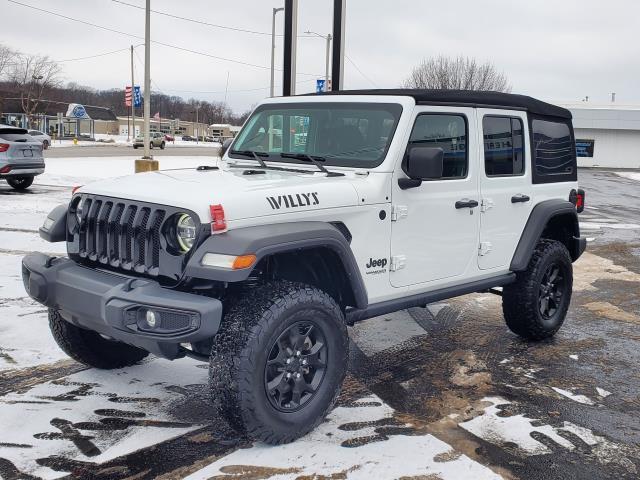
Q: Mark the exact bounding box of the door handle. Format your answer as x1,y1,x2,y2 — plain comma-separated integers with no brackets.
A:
455,199,479,209
511,194,531,204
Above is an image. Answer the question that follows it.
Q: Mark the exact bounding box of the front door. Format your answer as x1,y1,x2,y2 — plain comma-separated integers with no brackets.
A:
391,107,480,288
477,109,533,270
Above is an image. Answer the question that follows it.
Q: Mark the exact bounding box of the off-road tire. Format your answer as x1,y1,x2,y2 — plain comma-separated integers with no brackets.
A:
209,281,348,444
503,239,573,340
49,309,149,369
7,176,34,190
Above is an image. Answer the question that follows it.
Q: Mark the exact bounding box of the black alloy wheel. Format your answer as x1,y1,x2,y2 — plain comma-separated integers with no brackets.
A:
264,321,327,412
538,262,565,320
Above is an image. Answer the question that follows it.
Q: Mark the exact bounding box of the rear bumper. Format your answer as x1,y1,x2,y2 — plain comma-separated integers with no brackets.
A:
0,162,45,177
22,253,223,359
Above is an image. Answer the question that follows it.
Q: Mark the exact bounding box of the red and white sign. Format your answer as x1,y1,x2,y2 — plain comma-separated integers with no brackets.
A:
125,86,132,107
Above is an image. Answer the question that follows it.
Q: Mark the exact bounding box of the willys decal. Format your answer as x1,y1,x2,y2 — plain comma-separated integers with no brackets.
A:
267,192,319,210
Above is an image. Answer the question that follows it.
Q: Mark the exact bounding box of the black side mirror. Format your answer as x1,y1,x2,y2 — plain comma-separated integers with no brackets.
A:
221,138,233,157
399,147,444,189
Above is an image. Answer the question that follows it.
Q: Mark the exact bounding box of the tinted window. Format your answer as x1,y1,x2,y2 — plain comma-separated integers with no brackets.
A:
483,116,525,176
532,120,575,177
408,114,467,179
231,103,402,168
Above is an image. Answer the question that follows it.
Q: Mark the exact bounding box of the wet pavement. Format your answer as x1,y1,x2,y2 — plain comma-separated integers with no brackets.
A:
1,169,639,479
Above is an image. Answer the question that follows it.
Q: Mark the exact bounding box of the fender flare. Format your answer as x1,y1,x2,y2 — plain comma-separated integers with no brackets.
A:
510,199,581,271
39,204,68,243
185,221,368,309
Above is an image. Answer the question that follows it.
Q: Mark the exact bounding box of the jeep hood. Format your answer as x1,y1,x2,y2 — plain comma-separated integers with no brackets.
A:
77,166,361,223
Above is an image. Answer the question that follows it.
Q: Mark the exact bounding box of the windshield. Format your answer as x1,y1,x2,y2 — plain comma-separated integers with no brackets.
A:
230,102,403,168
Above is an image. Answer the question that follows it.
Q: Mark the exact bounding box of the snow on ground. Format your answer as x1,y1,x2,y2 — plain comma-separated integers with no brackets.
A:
0,359,206,479
49,135,220,149
615,171,640,182
186,395,502,480
39,156,218,187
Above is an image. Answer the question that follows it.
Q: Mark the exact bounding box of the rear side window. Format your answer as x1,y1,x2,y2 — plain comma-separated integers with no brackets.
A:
531,119,576,182
408,114,468,179
0,130,30,142
483,116,525,177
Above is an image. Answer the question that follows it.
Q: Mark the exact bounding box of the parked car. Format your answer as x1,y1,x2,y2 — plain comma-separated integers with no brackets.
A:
164,134,175,142
0,125,44,190
181,135,194,142
133,132,165,149
23,89,586,445
27,130,52,149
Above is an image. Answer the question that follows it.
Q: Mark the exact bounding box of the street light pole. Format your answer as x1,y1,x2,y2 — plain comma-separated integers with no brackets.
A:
304,31,332,91
142,0,151,160
270,7,284,97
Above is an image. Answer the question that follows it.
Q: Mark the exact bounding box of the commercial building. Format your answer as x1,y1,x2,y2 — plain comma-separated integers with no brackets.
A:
563,103,640,169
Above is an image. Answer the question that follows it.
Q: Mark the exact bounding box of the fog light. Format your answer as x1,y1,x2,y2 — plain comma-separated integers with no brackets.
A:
145,310,158,328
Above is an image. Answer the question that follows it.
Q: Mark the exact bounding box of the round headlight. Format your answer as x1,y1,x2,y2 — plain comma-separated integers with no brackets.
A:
176,214,196,253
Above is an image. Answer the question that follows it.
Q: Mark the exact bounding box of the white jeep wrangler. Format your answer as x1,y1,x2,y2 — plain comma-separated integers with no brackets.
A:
23,89,586,444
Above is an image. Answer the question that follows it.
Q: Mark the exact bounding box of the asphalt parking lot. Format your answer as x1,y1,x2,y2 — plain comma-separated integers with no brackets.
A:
0,168,639,479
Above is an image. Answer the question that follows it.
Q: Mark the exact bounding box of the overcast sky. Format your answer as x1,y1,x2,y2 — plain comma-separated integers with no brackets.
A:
3,0,639,113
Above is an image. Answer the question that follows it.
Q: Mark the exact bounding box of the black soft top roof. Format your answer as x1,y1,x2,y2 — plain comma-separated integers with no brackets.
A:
308,89,571,120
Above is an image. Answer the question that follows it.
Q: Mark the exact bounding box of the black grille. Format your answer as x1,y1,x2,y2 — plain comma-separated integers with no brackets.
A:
72,195,167,276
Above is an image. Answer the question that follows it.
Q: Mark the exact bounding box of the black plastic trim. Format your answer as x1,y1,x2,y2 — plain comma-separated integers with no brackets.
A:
22,253,222,360
510,199,582,271
185,222,368,309
345,273,516,324
39,204,67,243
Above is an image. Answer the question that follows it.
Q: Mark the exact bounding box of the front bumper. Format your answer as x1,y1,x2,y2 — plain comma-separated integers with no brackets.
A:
22,253,223,359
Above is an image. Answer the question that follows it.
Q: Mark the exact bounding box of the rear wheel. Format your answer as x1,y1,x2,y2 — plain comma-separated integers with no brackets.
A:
42,140,49,149
160,141,166,150
503,239,573,340
209,281,348,444
7,176,34,190
49,309,149,369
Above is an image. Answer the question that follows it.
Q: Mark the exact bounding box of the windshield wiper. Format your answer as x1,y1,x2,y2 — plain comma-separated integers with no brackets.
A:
280,153,344,177
231,149,268,168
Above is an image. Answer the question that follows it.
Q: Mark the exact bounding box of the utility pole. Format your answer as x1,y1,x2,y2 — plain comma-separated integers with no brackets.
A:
331,0,346,91
270,7,284,97
135,0,157,172
305,31,332,91
282,0,298,96
142,0,151,159
129,45,135,142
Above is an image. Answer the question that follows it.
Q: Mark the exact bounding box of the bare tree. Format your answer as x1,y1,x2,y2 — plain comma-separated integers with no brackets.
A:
0,44,17,80
8,53,62,120
403,55,511,92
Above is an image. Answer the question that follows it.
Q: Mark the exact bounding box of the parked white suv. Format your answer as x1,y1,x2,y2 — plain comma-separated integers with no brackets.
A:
0,125,45,190
23,90,586,444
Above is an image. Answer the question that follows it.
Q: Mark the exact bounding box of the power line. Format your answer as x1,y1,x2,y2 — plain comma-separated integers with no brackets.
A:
4,0,321,76
345,54,378,88
111,0,314,38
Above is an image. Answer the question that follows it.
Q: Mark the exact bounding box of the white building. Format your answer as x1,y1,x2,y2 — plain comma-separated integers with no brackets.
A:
562,103,640,169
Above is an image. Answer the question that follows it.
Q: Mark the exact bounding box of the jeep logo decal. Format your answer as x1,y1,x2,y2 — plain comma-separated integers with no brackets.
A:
267,192,319,210
366,258,388,269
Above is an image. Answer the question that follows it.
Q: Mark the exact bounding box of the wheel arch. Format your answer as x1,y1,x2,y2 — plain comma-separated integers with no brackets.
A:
510,199,583,271
185,221,368,309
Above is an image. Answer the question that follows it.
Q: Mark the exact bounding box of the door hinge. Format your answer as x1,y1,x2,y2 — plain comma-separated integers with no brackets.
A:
391,205,408,221
479,242,493,256
480,199,494,213
390,255,407,271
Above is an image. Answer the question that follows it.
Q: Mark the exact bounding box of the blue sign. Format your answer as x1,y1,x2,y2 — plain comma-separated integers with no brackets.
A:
316,79,326,93
133,86,142,107
71,105,87,118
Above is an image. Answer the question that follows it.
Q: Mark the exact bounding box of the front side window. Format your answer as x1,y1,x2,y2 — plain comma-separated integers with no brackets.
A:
483,116,525,177
408,114,467,179
231,103,403,168
532,119,575,179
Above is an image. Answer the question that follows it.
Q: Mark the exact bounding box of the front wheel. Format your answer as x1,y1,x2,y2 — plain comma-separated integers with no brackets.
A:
49,309,149,369
209,281,348,444
503,239,573,340
160,142,165,150
7,176,34,190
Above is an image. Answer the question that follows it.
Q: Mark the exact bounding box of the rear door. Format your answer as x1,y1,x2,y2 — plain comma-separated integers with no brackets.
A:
477,109,533,270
